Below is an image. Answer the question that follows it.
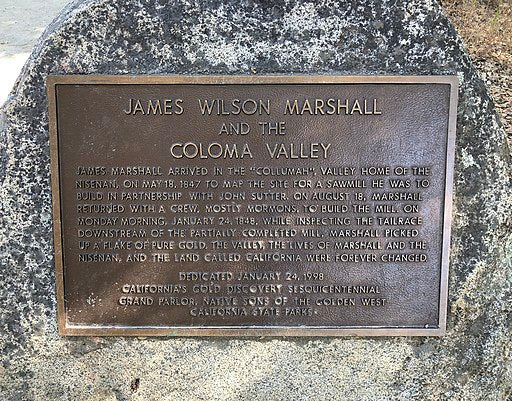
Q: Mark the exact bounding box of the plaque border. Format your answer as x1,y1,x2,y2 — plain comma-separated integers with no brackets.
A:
47,75,458,337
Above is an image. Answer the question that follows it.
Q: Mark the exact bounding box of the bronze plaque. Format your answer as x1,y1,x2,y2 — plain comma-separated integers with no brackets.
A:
47,75,457,336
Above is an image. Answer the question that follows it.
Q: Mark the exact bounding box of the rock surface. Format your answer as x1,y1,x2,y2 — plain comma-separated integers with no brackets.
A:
0,0,510,400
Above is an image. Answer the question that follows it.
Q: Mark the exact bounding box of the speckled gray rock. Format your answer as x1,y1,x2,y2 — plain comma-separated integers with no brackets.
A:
0,0,511,400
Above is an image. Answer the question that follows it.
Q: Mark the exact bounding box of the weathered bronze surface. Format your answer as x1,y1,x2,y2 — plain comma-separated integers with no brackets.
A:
47,75,457,336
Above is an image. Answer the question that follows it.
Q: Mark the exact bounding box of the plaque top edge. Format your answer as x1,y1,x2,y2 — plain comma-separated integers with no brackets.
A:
45,74,459,87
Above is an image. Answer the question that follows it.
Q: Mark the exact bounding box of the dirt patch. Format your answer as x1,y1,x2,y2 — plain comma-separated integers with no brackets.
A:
442,0,512,152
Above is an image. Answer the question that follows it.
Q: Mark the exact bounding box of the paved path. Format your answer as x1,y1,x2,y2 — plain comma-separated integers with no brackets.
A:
0,0,70,105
